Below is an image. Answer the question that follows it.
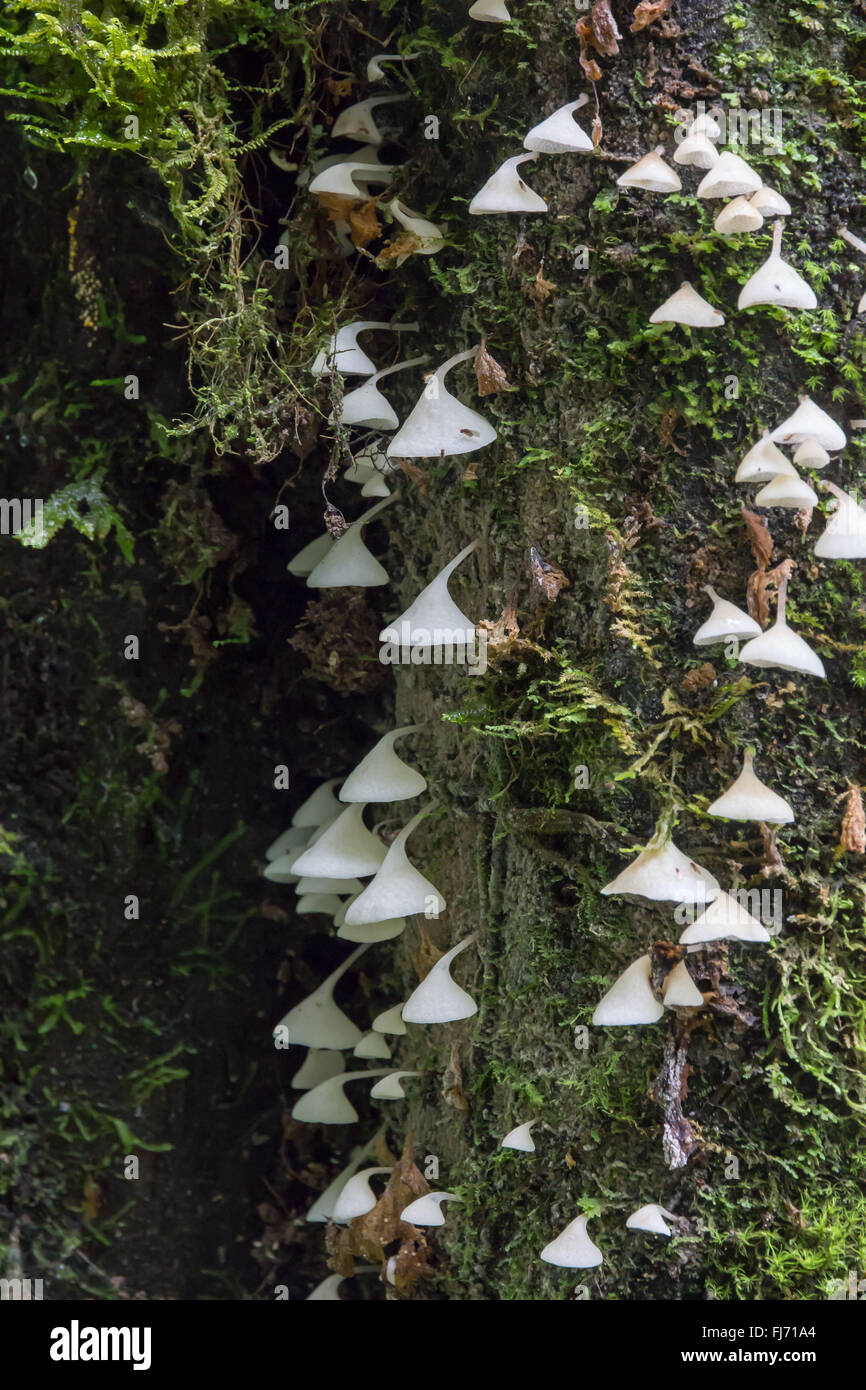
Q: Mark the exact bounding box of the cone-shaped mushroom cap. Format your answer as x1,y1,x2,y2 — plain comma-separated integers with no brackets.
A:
601,840,720,904
336,896,406,943
593,954,664,1026
379,540,478,649
296,875,365,895
771,397,846,451
287,530,334,577
688,112,723,140
815,482,866,559
402,934,478,1024
290,803,386,878
793,437,831,469
469,153,547,214
715,196,764,235
708,750,794,823
296,893,345,917
306,1138,383,1222
693,586,762,645
662,960,705,1009
524,100,593,154
401,1191,462,1225
468,0,510,19
311,320,418,378
370,1069,421,1099
697,150,762,198
754,470,818,510
386,350,496,458
540,1214,603,1268
291,1069,392,1124
307,497,395,588
366,51,419,82
274,945,368,1050
308,161,394,199
626,1204,677,1236
738,225,817,310
501,1120,537,1152
331,95,407,146
739,579,825,677
343,810,446,925
353,1031,392,1061
387,199,445,257
292,779,343,828
263,851,305,884
291,1048,347,1090
332,1167,392,1221
749,186,791,217
679,891,771,945
330,357,428,431
340,726,426,804
735,435,798,483
649,282,725,328
617,151,681,193
372,1001,408,1035
673,131,719,169
265,823,310,863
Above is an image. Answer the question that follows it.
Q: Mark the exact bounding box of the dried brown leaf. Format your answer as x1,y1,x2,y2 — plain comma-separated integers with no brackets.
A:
586,0,622,55
348,197,381,249
681,661,716,692
530,546,569,600
395,458,430,497
474,338,515,396
840,784,866,854
413,924,445,980
315,192,358,224
442,1043,470,1113
760,822,787,877
742,506,773,569
631,0,672,31
327,76,355,100
592,114,603,146
323,504,348,538
376,232,424,265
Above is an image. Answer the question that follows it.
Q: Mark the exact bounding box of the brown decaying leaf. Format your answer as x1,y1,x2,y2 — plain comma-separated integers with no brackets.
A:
395,457,429,497
413,924,445,980
376,232,423,265
474,338,515,396
794,506,813,535
442,1042,470,1113
592,114,603,147
576,0,621,82
840,784,866,854
681,661,716,693
659,406,686,456
530,546,569,600
348,197,381,249
760,822,787,877
327,76,354,100
631,0,672,32
315,192,357,225
326,1134,434,1295
323,503,347,538
529,263,557,302
747,557,794,627
742,506,773,569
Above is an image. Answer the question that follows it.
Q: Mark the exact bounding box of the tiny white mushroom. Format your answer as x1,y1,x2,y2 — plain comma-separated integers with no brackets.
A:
662,960,705,1009
264,824,310,872
626,1204,678,1236
352,1032,392,1061
400,1191,461,1225
366,52,419,83
771,396,846,452
306,497,396,589
308,161,395,199
295,875,364,895
343,809,446,926
369,1069,421,1099
693,586,762,645
339,726,427,803
686,112,723,141
331,95,409,146
274,944,369,1050
793,437,831,469
290,802,386,878
601,836,720,904
287,531,335,577
291,1048,347,1090
385,199,445,261
673,131,720,170
291,779,344,828
402,934,478,1024
814,481,866,560
523,98,593,154
332,1167,393,1221
295,893,345,917
739,575,826,677
330,357,428,431
291,1069,393,1124
714,196,764,235
304,1273,348,1301
379,540,479,652
336,894,406,944
738,220,817,311
501,1119,538,1152
754,469,818,510
540,1214,603,1268
749,186,791,217
306,1135,384,1222
617,150,681,193
649,282,725,329
592,954,664,1026
707,750,794,824
469,153,547,215
679,891,771,946
372,1001,408,1036
734,435,798,483
696,149,762,199
386,349,497,458
311,320,419,378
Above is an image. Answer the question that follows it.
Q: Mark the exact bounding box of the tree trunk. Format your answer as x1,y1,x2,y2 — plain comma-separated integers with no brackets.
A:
1,0,865,1303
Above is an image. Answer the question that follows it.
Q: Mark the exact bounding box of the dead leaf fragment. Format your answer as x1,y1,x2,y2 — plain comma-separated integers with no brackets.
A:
348,197,381,249
576,0,622,81
840,784,866,853
530,546,569,600
395,458,429,498
681,661,716,692
474,338,515,396
631,0,672,31
323,503,348,538
442,1043,470,1113
743,506,773,569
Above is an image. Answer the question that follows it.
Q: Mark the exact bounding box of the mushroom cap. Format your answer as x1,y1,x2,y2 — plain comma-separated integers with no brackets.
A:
292,779,344,828
369,1069,420,1099
687,112,723,141
793,437,831,469
311,320,393,379
707,751,794,824
749,186,791,217
295,893,346,917
814,483,866,559
649,281,725,328
379,540,478,649
601,840,720,904
679,891,771,945
693,588,762,645
371,1001,408,1036
662,960,705,1009
296,875,365,895
352,1031,392,1061
306,523,390,588
714,196,764,235
540,1214,603,1268
387,199,445,256
339,726,427,803
331,95,407,147
626,1204,677,1236
290,803,386,878
754,470,818,510
468,0,511,20
304,1273,347,1301
287,531,335,577
697,149,762,198
617,151,681,193
386,349,497,458
291,1048,347,1090
734,435,798,483
308,161,394,199
291,1069,391,1124
332,1167,392,1222
343,812,446,925
274,944,368,1050
771,398,846,451
400,1191,461,1225
336,901,406,943
592,954,664,1026
524,100,593,154
672,131,720,169
469,153,547,214
501,1119,538,1152
738,251,818,311
739,618,826,677
402,935,478,1024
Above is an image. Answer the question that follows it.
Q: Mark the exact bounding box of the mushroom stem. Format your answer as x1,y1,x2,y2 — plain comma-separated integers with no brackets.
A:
702,584,720,602
776,574,789,625
771,218,783,256
839,225,866,256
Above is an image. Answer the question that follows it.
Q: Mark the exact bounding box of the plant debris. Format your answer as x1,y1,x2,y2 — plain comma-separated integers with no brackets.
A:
530,546,569,599
474,338,515,396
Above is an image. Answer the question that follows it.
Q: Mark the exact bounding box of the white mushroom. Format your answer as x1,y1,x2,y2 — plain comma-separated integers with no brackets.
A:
714,197,763,235
291,1069,393,1124
754,469,818,510
386,348,497,458
679,891,771,945
771,396,846,452
343,809,446,926
287,531,335,577
369,1070,421,1099
524,98,593,154
372,1001,408,1036
400,1191,462,1225
696,149,762,199
291,1049,347,1090
673,131,719,170
332,1167,393,1221
311,320,419,378
601,835,720,904
501,1120,538,1152
291,779,344,828
402,934,478,1024
290,802,386,878
734,435,798,483
330,357,428,431
792,438,831,469
274,944,369,1050
626,1204,678,1236
540,1214,603,1268
352,1031,392,1061
469,153,547,214
662,960,705,1009
649,282,725,329
592,954,664,1026
379,540,479,653
738,221,817,310
617,151,681,193
707,750,794,824
814,481,866,559
693,586,762,645
739,575,825,677
339,726,427,803
331,95,409,146
749,186,791,217
306,497,396,589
